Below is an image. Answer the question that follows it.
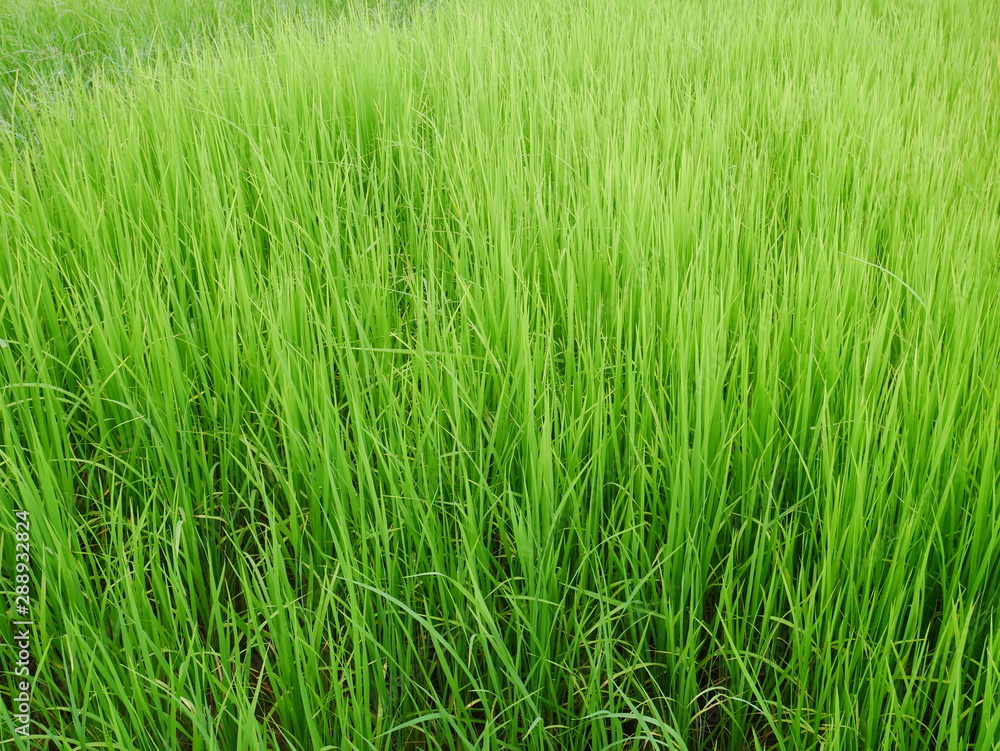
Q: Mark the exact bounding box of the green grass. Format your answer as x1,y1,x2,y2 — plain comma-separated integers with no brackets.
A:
1,0,999,748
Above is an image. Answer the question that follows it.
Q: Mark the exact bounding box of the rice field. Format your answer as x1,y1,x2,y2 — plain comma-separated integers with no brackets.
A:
1,0,1000,748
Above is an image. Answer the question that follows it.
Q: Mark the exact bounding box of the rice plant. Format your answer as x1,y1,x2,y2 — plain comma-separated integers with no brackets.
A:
1,0,999,748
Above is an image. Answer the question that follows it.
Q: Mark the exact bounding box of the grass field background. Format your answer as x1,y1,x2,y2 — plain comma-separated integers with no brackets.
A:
2,0,1000,748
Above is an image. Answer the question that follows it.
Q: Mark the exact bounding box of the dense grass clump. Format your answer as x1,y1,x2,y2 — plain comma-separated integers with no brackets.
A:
1,0,1000,748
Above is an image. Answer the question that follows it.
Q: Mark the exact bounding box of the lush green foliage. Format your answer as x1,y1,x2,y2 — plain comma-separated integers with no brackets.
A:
2,0,999,748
